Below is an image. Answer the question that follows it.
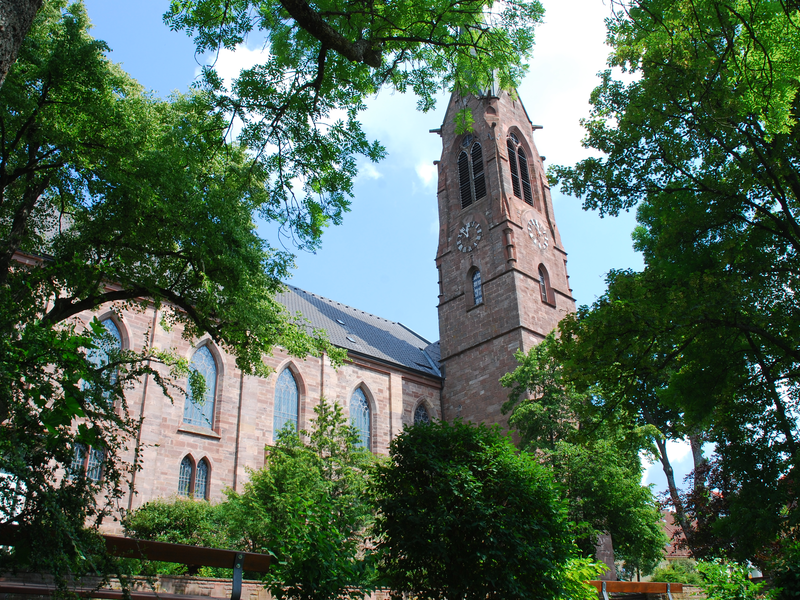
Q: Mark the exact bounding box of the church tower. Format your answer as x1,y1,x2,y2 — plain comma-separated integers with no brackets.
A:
434,89,576,427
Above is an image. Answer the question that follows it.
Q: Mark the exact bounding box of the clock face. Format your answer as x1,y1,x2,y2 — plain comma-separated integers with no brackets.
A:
527,218,549,250
456,221,482,253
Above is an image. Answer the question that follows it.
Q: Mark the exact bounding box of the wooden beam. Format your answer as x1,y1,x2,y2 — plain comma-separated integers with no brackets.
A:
587,581,684,593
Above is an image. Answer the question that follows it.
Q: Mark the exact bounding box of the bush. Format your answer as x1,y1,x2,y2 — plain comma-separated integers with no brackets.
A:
650,558,704,586
373,419,574,600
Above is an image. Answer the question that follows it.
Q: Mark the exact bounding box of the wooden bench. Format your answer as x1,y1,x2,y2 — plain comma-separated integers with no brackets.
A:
588,580,684,600
0,526,271,600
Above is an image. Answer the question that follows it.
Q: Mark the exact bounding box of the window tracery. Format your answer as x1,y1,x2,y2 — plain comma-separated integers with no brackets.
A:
273,368,300,439
183,345,217,428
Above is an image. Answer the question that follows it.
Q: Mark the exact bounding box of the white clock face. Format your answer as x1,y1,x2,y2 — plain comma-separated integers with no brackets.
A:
456,221,482,253
528,218,549,250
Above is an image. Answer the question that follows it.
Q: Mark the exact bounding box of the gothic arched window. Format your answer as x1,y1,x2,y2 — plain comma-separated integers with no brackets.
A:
458,141,487,209
414,403,430,425
178,456,193,497
274,368,300,439
69,443,104,482
184,346,217,428
350,388,371,450
538,265,555,306
507,133,534,207
195,459,210,500
472,270,483,305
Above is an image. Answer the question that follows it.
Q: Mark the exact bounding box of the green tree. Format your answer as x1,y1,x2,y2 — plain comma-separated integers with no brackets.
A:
501,334,667,577
224,397,376,600
549,0,800,563
372,419,574,600
0,0,339,581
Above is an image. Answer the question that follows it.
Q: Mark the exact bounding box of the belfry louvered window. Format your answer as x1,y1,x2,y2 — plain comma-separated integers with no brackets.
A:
507,133,535,207
458,141,487,209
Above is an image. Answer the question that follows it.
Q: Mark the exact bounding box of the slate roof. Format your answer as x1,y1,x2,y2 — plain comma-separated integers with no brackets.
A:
277,285,442,379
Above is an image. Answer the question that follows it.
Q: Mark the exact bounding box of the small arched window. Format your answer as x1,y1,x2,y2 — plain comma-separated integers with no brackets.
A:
538,265,555,306
195,459,210,500
350,388,371,450
273,368,300,439
184,346,217,428
507,133,535,207
458,141,487,209
414,403,430,425
178,456,193,497
472,270,483,305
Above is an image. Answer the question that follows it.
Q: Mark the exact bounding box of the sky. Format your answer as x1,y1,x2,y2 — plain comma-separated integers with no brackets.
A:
81,0,690,492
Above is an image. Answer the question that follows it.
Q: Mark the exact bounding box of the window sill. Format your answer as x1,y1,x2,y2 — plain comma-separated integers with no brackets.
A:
177,424,221,439
467,302,484,313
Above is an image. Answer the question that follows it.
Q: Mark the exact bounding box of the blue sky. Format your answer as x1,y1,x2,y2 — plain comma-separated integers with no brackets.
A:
82,0,691,492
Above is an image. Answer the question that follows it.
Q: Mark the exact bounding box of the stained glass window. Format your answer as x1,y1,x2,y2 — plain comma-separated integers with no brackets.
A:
414,404,430,425
195,459,209,500
86,447,104,482
350,388,371,450
472,270,483,305
273,368,299,440
178,456,193,497
184,346,217,428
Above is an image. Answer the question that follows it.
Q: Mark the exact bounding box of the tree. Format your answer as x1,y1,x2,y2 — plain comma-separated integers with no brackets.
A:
223,398,376,600
0,0,340,581
0,0,43,88
372,419,574,600
549,0,800,563
501,334,667,577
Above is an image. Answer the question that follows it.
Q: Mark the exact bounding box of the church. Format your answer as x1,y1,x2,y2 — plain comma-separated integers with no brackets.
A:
71,88,576,516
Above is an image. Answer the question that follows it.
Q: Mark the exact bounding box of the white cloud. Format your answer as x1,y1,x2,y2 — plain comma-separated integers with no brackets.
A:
416,162,437,187
359,163,383,181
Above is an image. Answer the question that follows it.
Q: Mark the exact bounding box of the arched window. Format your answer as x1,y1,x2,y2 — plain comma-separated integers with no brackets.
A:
472,270,483,305
195,459,210,500
184,346,217,428
458,141,487,209
273,368,300,439
414,403,430,425
350,388,371,450
507,133,535,207
86,447,104,482
538,265,555,305
178,456,193,497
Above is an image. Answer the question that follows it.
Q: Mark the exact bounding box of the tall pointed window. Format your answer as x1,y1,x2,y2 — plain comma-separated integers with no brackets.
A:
458,141,487,209
472,270,483,305
195,459,210,500
69,443,104,482
178,456,193,497
350,388,371,450
85,318,122,403
184,346,217,428
507,133,535,207
274,368,299,439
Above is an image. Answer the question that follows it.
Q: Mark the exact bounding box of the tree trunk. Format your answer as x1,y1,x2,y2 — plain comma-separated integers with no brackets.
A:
0,0,43,89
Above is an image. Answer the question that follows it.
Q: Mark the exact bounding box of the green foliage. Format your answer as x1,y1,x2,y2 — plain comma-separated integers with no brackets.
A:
559,557,608,600
771,539,800,600
696,560,767,600
123,498,229,576
651,559,705,587
224,397,376,600
547,0,800,563
373,419,573,600
501,335,666,575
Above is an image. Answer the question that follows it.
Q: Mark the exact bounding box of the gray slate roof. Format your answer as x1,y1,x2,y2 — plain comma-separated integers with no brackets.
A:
277,285,442,379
